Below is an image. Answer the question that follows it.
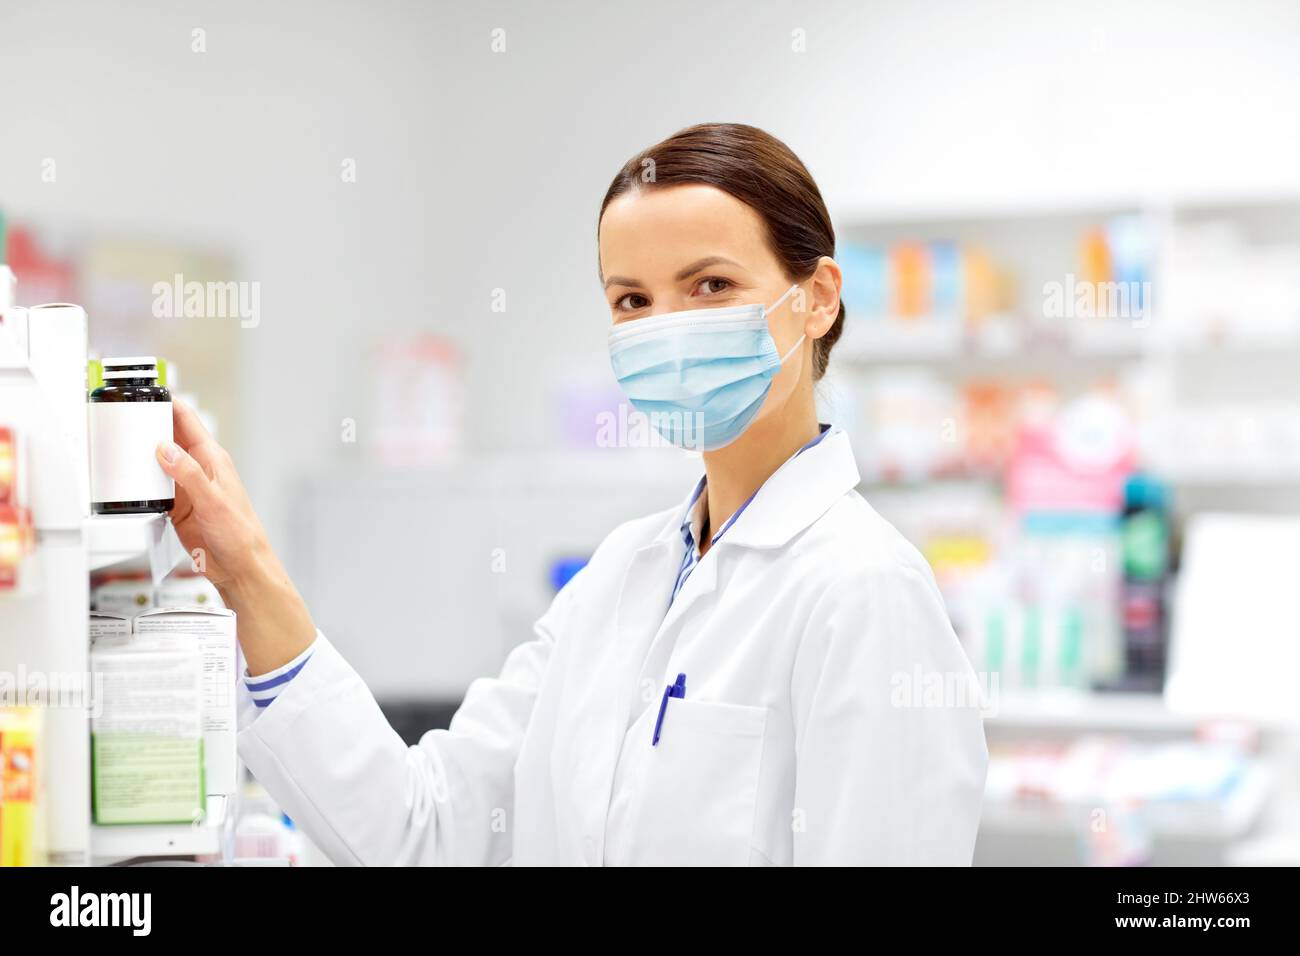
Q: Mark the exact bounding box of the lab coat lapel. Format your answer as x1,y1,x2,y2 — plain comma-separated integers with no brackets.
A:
640,543,718,679
662,548,718,629
719,428,861,550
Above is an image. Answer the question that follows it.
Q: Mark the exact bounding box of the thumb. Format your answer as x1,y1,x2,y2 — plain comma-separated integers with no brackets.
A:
156,440,218,512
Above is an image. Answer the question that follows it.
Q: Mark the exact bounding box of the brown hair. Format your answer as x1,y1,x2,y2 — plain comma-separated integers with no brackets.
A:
599,123,843,379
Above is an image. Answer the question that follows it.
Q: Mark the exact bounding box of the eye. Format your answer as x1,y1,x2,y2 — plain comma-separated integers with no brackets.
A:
692,276,733,297
613,292,650,312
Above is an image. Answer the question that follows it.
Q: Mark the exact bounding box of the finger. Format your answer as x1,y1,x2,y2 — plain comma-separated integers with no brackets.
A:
172,398,212,452
172,401,230,480
156,440,221,514
167,474,195,527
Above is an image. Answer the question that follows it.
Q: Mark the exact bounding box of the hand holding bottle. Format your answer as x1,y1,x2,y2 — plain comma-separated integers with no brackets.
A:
155,400,316,675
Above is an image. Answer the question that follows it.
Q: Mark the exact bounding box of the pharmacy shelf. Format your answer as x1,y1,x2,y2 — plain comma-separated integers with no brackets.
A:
980,762,1274,841
835,319,1150,367
90,793,230,863
86,512,186,582
1152,466,1300,487
986,691,1201,734
832,192,1153,226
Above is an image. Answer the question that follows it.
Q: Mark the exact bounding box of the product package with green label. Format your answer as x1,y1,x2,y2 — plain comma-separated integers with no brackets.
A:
91,734,205,826
89,646,205,825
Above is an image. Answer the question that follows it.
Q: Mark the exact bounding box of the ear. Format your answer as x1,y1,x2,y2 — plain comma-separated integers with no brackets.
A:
804,256,842,340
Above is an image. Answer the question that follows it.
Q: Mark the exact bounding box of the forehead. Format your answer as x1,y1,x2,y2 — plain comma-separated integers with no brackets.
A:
598,184,773,279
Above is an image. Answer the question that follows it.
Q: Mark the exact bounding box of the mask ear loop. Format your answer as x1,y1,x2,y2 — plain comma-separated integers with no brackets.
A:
766,283,800,315
779,333,807,364
768,284,805,365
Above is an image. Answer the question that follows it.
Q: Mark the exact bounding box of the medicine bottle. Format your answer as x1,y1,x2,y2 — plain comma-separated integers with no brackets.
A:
88,356,175,515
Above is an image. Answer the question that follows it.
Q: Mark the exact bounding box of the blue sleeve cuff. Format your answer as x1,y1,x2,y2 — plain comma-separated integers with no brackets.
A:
243,639,317,710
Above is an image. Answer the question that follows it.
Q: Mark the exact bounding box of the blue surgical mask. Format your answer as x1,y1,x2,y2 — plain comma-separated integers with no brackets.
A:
608,285,804,451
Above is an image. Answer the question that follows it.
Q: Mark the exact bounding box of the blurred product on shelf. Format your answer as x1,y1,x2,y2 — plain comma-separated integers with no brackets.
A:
0,426,17,502
1006,390,1135,515
0,426,35,590
986,735,1260,863
855,370,960,482
837,242,886,318
1117,474,1171,692
873,387,1142,693
854,378,1061,483
0,707,44,867
1045,215,1154,327
91,575,155,614
960,382,1019,474
1164,218,1300,347
891,242,930,317
1105,215,1153,314
0,426,35,591
3,225,76,307
229,782,305,866
962,245,1007,327
154,572,223,609
88,356,175,515
838,237,1016,333
91,570,224,613
0,507,35,592
369,333,463,467
971,600,1089,693
978,392,1135,691
960,514,1122,693
1072,214,1154,321
1079,226,1112,288
1081,799,1153,868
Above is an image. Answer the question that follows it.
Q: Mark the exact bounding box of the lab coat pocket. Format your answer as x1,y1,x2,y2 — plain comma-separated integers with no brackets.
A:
632,699,767,866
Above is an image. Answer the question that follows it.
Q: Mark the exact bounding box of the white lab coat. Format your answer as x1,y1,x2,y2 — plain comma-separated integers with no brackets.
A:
237,428,988,865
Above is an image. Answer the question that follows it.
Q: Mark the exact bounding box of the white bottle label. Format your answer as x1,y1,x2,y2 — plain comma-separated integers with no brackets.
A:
89,400,175,504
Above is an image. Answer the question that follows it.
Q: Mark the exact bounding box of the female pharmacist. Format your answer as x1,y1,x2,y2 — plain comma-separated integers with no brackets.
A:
156,123,988,866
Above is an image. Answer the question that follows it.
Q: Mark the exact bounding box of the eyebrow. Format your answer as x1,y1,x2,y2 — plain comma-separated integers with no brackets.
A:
602,256,746,290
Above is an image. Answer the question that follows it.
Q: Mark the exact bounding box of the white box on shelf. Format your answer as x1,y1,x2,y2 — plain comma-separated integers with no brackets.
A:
91,578,154,616
154,573,223,609
88,612,131,642
132,607,238,797
88,643,205,826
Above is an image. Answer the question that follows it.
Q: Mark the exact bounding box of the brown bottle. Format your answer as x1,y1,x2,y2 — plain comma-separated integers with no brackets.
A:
88,357,175,514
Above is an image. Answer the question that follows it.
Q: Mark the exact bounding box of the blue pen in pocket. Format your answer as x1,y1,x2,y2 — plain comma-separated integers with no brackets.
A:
652,672,686,746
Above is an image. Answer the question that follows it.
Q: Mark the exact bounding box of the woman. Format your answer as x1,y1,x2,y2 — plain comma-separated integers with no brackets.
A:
157,123,988,866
